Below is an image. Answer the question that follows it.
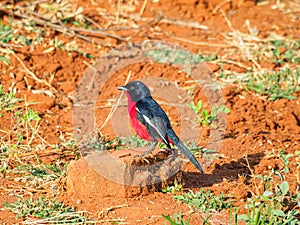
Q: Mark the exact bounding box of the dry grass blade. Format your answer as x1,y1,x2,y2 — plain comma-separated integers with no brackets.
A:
97,204,130,219
11,52,58,95
220,9,262,70
212,0,232,14
99,71,132,130
159,17,208,30
67,26,130,43
215,58,251,70
12,51,72,106
116,0,122,24
140,0,148,16
0,42,23,48
167,34,231,48
243,155,260,198
113,11,208,30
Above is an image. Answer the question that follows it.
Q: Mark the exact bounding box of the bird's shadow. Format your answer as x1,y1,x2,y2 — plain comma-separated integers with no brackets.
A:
182,152,265,188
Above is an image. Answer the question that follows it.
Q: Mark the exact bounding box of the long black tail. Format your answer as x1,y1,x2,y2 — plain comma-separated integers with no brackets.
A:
176,140,203,173
167,129,203,173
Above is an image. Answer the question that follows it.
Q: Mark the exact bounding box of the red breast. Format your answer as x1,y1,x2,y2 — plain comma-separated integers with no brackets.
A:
126,92,152,141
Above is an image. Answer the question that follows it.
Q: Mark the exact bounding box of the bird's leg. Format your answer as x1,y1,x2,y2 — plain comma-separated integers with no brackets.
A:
163,142,174,154
134,141,158,158
142,140,158,156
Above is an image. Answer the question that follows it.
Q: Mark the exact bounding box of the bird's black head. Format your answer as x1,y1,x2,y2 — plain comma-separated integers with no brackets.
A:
118,80,151,102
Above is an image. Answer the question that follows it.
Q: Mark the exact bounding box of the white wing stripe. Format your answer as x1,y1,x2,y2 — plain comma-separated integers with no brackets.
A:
142,114,168,143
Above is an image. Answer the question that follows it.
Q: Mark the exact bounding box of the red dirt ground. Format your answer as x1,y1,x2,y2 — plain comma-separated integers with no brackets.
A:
0,0,299,224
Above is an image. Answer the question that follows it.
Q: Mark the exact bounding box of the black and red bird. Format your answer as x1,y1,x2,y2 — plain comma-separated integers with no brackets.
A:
118,80,203,173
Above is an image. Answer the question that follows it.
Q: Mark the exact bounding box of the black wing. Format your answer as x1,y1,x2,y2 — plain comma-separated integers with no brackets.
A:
136,97,171,146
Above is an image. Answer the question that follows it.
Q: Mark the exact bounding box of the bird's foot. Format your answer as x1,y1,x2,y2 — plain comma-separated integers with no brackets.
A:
163,148,173,154
133,153,153,158
133,153,153,164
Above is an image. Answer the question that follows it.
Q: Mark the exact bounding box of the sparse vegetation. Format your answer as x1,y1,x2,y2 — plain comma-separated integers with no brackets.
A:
162,179,183,194
230,151,300,224
246,67,299,100
163,212,191,225
0,84,78,222
1,0,300,224
0,85,21,116
173,189,233,213
121,134,150,148
5,197,75,219
266,40,300,66
188,100,230,126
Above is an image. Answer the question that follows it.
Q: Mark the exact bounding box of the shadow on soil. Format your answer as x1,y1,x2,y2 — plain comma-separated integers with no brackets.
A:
183,152,265,188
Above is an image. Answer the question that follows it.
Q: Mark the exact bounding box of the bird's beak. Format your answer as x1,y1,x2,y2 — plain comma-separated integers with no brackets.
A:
117,86,128,91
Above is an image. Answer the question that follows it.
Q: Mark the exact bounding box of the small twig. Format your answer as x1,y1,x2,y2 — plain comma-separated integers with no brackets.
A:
12,51,73,106
159,17,208,30
82,61,98,91
4,5,129,44
83,15,103,30
12,52,52,89
11,52,65,99
118,153,131,158
98,204,130,219
215,58,251,70
7,7,98,44
67,26,130,42
99,71,131,130
117,12,208,30
166,34,231,48
212,0,232,14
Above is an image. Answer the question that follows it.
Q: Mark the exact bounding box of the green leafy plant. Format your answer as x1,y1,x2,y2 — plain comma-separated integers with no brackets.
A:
99,136,122,150
2,105,41,152
246,67,299,100
0,20,42,47
270,40,300,65
0,86,43,159
14,159,65,181
234,153,300,225
199,214,213,225
173,189,233,213
185,142,217,158
0,86,77,178
188,100,230,126
278,150,294,173
162,180,183,193
237,190,299,225
163,212,191,225
0,85,21,116
0,22,13,43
